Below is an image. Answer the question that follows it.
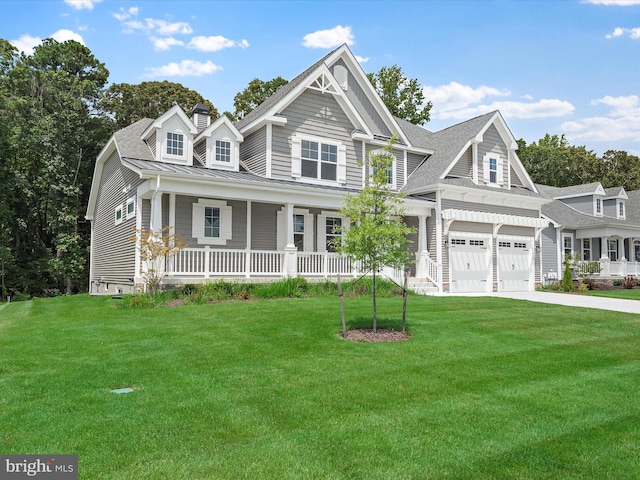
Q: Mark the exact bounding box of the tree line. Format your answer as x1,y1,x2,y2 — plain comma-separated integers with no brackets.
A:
0,37,635,298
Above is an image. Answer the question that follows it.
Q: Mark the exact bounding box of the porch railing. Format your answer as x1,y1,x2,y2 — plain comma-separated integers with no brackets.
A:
164,247,441,287
577,260,640,277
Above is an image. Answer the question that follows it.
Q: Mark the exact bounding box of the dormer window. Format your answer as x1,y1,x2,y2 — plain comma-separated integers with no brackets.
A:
166,132,184,156
618,200,625,219
482,153,503,186
595,197,603,216
215,140,231,163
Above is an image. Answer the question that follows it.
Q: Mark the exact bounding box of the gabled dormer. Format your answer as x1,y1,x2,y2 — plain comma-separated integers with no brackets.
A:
194,116,244,172
141,105,197,165
604,186,628,220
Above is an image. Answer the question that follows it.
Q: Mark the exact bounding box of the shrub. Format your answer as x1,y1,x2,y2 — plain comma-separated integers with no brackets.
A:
562,261,574,292
577,282,589,292
181,284,199,296
583,277,597,290
622,276,636,289
613,279,623,287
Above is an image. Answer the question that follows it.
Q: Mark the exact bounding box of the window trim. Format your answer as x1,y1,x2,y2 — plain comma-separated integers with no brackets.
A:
582,238,591,261
562,233,574,259
317,211,348,253
594,197,603,217
192,199,232,245
115,204,124,226
482,152,503,187
126,196,136,220
368,148,396,189
214,139,232,164
618,200,625,219
291,134,347,186
166,131,184,157
608,239,618,261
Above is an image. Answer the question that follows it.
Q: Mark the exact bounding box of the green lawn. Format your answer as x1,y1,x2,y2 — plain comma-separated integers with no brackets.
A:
587,288,640,300
1,294,640,479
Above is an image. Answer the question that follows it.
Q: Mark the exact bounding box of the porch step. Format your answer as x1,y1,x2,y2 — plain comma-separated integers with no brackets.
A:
408,280,439,296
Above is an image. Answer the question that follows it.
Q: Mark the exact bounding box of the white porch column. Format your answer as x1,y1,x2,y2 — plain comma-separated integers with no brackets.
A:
282,203,298,277
415,214,430,278
245,201,252,278
600,237,609,260
619,237,626,261
150,192,163,232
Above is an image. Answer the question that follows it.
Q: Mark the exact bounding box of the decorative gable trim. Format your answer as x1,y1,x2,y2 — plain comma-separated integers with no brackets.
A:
195,116,244,171
140,104,197,166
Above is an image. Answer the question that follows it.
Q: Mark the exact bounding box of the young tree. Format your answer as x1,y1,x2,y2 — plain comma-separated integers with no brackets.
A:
337,135,415,332
130,226,186,295
367,65,432,126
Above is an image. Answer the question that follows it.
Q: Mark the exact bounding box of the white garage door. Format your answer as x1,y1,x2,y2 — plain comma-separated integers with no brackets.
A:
498,239,533,292
449,237,491,293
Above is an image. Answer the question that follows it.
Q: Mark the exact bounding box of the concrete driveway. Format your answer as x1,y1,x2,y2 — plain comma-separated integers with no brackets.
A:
492,291,640,315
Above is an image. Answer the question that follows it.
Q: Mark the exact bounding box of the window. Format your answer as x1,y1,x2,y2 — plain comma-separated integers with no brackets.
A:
582,239,591,261
595,197,602,216
192,199,232,245
489,157,497,184
469,240,485,246
563,234,573,257
204,207,220,238
372,152,395,186
293,214,305,250
166,132,184,156
608,239,618,261
450,239,465,246
514,242,527,249
292,135,346,184
619,201,625,219
499,241,511,248
126,197,136,219
215,140,231,163
325,217,342,252
301,140,337,181
115,204,123,226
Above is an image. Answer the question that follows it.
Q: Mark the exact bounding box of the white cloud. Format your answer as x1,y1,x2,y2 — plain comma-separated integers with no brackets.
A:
113,7,139,22
302,25,354,48
423,82,511,113
187,35,249,52
11,34,41,53
152,37,185,51
11,30,85,53
424,81,574,120
149,19,193,36
145,60,222,78
355,55,369,63
561,95,640,143
606,27,640,39
64,0,102,10
584,0,640,5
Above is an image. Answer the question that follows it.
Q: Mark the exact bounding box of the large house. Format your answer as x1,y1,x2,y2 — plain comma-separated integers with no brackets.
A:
85,44,640,295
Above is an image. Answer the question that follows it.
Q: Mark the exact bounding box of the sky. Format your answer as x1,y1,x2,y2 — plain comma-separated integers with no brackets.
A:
2,0,640,156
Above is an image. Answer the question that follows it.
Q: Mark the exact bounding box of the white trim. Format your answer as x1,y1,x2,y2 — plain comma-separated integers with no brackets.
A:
594,196,603,217
115,204,124,226
266,123,273,179
617,199,626,220
192,198,232,245
277,207,314,252
441,209,548,229
292,133,346,186
562,232,574,258
125,196,136,220
317,211,345,253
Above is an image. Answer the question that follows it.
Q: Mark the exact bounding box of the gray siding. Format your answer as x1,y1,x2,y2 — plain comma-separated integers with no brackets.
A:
174,195,248,249
603,198,617,217
146,132,156,159
92,152,141,289
251,202,280,250
441,199,539,218
272,89,361,188
562,196,593,215
330,58,391,138
407,152,426,177
478,124,508,185
448,147,472,178
240,126,267,176
541,226,558,278
510,166,524,187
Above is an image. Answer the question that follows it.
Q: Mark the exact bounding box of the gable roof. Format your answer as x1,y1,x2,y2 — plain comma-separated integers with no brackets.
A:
402,111,497,192
537,182,605,199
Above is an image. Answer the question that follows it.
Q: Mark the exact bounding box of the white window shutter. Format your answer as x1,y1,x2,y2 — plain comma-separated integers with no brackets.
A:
497,157,504,185
292,137,301,178
482,155,489,183
192,203,205,239
276,210,286,250
221,206,233,240
317,214,327,252
337,144,347,184
304,213,314,252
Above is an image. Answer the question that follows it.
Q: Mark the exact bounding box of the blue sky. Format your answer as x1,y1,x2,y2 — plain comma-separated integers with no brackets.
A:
3,0,640,155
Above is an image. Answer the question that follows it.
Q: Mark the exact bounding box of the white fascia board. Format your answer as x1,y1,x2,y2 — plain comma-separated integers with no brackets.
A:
365,137,434,156
140,104,197,140
195,115,244,142
326,46,412,147
240,115,287,137
436,183,551,210
541,214,561,229
85,137,118,218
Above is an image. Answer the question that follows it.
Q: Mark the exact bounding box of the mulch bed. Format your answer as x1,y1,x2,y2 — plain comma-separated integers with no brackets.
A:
340,328,412,343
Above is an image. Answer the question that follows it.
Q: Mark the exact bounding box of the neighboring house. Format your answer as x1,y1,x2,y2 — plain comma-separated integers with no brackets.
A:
86,44,555,295
538,183,640,279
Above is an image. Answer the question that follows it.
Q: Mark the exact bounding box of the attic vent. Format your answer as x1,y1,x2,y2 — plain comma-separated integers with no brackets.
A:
334,65,348,90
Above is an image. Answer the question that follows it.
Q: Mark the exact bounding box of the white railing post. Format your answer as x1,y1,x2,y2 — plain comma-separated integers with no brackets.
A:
204,246,210,279
245,250,251,278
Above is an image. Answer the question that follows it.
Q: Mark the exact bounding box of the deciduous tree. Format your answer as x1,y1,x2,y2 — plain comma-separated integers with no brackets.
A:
228,76,288,122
